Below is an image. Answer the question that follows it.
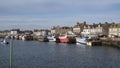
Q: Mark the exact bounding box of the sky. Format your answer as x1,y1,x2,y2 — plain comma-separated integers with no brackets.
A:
0,0,120,30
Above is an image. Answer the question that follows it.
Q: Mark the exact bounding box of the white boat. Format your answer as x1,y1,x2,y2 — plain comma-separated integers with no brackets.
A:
1,39,9,44
1,36,10,44
76,37,87,44
47,35,56,42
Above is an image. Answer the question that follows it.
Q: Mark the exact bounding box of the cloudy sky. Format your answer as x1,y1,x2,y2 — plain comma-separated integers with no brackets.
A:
0,0,120,30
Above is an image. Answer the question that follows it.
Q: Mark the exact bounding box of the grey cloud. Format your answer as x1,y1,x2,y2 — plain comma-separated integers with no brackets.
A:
0,0,120,30
1,0,120,13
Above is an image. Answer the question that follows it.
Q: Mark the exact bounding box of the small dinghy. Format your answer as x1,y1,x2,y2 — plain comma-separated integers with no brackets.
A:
1,39,9,44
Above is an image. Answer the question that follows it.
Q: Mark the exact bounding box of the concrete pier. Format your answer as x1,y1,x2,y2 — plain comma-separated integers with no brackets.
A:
87,41,101,46
101,39,120,48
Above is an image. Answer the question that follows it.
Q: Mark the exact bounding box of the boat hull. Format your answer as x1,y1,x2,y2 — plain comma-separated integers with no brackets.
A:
76,38,86,44
47,37,56,42
59,37,76,43
38,38,49,42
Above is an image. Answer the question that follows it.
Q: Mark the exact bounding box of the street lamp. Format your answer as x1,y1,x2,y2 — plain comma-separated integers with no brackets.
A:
10,36,13,68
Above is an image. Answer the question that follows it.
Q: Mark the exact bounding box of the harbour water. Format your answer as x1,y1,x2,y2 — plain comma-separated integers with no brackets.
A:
0,40,120,68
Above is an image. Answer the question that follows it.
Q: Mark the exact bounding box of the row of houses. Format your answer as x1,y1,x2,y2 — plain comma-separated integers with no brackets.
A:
0,29,50,36
0,22,120,37
51,22,120,37
109,23,120,37
51,22,109,36
72,22,120,37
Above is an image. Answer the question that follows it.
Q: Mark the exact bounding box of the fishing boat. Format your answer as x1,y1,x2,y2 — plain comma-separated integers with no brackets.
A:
21,34,33,41
59,34,76,43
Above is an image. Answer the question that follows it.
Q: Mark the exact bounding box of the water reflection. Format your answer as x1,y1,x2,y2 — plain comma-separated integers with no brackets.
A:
0,40,120,68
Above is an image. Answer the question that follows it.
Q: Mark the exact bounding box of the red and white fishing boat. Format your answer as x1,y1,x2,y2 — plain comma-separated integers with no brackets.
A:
59,34,76,43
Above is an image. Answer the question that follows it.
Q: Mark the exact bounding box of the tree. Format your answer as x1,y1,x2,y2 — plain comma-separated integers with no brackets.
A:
105,22,108,25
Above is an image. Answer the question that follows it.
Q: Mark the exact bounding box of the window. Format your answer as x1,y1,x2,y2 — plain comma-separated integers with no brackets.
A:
109,29,111,32
119,28,120,31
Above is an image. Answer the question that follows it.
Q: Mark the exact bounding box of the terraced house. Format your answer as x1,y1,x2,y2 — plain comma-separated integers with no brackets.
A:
109,23,120,37
81,23,109,37
73,22,86,36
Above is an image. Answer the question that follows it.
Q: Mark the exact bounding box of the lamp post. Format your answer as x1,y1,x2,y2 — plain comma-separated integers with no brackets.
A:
10,37,13,68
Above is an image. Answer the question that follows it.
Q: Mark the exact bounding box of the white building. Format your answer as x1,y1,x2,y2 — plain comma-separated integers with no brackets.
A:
10,29,20,35
109,24,120,37
81,23,103,37
33,30,50,36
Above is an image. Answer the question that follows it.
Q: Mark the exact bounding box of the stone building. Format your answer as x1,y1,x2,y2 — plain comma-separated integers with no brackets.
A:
33,29,50,36
10,29,20,35
73,22,86,35
51,26,72,35
109,23,120,37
